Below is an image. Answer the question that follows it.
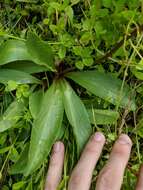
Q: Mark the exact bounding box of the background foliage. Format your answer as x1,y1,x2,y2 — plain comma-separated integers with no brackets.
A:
0,0,143,189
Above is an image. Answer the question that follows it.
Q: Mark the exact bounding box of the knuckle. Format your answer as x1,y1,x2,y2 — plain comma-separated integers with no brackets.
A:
84,135,104,155
85,144,97,155
113,145,129,158
69,172,82,187
97,167,113,189
50,155,58,167
45,182,55,190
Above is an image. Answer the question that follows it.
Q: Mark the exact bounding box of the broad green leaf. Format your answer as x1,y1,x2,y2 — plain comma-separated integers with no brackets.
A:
60,79,92,154
66,71,136,111
26,32,56,71
24,81,64,176
10,143,29,174
0,38,54,72
0,40,31,65
87,109,119,125
2,61,48,74
29,90,44,119
29,90,65,139
0,100,25,132
0,69,40,84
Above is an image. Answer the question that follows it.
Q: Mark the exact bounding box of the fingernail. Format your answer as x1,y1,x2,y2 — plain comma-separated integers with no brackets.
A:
93,132,104,142
53,142,61,153
118,134,132,145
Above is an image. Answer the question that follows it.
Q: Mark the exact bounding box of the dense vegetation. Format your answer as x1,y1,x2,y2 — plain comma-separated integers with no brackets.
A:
0,0,143,189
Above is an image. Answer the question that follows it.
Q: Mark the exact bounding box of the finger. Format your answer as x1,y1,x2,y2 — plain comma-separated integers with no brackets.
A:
136,165,143,190
96,134,132,190
45,142,65,190
68,132,105,190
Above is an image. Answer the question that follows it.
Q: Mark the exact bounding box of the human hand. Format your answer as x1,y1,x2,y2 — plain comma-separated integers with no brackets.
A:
44,132,143,190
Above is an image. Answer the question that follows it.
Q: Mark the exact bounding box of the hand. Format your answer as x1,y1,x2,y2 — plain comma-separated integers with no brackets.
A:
44,132,143,190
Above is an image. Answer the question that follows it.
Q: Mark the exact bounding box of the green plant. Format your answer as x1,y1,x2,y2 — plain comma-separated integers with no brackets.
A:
1,0,143,189
0,31,136,176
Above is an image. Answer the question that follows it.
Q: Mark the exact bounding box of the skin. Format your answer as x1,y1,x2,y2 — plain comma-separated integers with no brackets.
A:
44,132,143,190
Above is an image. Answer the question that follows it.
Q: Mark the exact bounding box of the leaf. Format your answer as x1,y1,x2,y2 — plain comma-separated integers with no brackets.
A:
66,71,136,111
24,81,64,176
0,100,25,132
16,0,38,2
29,90,65,139
80,32,93,45
29,89,65,139
102,0,112,8
87,109,119,125
55,123,65,140
0,69,40,84
83,58,93,66
0,40,31,66
60,79,92,154
0,38,54,72
5,81,18,91
12,181,26,190
25,181,33,190
26,32,56,71
75,61,84,70
131,69,143,80
135,59,143,70
71,0,80,6
2,61,49,74
65,6,74,24
58,47,66,59
131,61,143,80
136,117,143,138
29,90,44,119
10,143,29,174
0,146,11,154
9,147,19,162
